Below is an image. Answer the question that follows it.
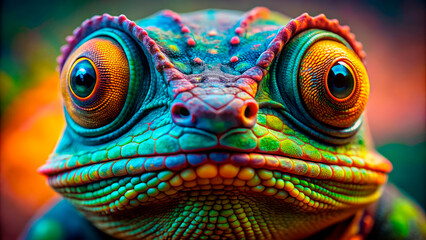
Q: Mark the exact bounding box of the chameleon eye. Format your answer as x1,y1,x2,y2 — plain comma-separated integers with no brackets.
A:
298,39,368,128
62,37,130,129
61,29,148,137
326,61,355,100
69,58,98,100
275,29,369,141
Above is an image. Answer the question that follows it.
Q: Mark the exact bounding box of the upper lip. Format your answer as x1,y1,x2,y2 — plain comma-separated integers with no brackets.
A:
39,124,392,176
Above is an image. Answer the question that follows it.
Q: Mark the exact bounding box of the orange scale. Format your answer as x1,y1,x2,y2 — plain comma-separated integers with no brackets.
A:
331,165,345,181
318,163,333,179
292,160,309,175
342,166,353,182
306,162,321,178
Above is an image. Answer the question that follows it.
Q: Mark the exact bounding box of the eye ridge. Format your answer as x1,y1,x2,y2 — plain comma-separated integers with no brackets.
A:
325,60,356,102
68,57,99,101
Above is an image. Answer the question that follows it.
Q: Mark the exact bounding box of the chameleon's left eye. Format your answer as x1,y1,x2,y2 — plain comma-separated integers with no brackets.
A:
275,29,369,141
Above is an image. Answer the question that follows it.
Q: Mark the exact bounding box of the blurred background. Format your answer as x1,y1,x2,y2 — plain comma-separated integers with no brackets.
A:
1,0,424,239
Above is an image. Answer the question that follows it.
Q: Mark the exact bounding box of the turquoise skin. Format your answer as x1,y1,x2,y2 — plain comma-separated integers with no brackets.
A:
24,7,425,240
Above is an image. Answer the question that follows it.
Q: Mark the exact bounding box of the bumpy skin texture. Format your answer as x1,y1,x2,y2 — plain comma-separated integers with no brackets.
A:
26,7,425,240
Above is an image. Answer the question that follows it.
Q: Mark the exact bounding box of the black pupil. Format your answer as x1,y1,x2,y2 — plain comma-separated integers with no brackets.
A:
326,61,354,99
70,59,97,98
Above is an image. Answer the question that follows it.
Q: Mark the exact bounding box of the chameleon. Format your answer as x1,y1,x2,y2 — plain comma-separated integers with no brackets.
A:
25,7,425,240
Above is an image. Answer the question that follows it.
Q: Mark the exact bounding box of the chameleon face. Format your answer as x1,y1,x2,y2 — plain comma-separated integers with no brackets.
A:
40,7,392,239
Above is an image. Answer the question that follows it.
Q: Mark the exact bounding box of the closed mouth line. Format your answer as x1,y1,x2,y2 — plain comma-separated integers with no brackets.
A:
43,151,388,189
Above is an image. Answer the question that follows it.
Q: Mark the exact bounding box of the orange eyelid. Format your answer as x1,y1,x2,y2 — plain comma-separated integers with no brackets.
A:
68,57,100,101
324,59,357,102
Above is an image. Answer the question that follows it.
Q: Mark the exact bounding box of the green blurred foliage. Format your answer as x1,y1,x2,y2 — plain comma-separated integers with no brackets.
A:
378,142,426,208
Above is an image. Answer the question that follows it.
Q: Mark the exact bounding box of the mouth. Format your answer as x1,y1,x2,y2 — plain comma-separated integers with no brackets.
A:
44,151,388,214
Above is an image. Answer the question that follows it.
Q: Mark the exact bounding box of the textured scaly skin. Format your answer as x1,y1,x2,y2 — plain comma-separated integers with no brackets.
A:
26,7,425,240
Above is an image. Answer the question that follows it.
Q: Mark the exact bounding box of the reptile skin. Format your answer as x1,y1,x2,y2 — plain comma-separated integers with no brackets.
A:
25,7,425,240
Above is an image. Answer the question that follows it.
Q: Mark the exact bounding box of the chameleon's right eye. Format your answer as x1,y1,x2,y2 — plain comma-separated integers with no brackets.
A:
61,29,148,137
326,61,355,100
275,29,368,142
297,39,369,128
62,36,130,130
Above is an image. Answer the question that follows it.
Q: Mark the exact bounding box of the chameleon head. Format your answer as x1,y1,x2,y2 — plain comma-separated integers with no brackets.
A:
40,7,392,239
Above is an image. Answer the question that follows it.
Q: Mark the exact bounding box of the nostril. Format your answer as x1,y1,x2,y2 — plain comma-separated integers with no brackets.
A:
244,101,258,119
172,104,190,119
244,105,252,119
179,106,190,117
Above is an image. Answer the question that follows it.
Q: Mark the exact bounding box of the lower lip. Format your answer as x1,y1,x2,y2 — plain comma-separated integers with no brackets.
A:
47,152,387,189
53,160,384,214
